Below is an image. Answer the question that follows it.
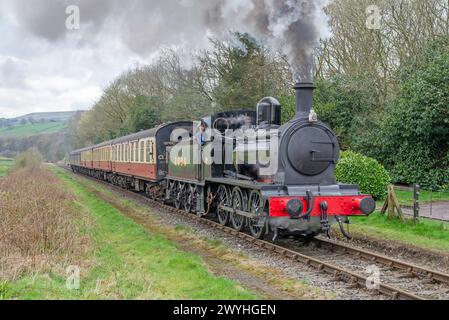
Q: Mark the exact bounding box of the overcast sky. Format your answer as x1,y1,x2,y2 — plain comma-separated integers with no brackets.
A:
0,1,146,118
0,0,328,119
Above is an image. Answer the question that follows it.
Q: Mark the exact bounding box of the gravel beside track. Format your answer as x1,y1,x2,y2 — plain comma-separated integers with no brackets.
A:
61,166,449,300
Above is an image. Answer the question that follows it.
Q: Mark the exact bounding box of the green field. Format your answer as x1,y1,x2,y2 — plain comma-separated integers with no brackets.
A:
0,158,14,177
0,122,67,138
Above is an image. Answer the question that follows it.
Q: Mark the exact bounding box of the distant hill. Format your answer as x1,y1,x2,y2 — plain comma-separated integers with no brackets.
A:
0,111,84,139
11,111,81,124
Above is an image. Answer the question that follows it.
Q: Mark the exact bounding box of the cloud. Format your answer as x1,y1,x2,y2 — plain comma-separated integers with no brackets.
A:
11,0,330,78
0,57,28,89
0,0,330,118
0,1,144,118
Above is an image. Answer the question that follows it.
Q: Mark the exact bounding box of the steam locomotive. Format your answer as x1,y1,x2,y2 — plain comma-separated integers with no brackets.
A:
70,82,375,240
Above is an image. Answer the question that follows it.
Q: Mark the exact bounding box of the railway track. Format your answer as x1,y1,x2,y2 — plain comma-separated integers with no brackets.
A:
60,165,449,300
313,238,449,286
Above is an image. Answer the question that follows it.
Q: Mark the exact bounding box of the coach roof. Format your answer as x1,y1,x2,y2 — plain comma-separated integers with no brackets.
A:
70,121,193,155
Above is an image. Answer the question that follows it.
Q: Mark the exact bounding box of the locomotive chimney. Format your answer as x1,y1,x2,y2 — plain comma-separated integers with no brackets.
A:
294,82,315,118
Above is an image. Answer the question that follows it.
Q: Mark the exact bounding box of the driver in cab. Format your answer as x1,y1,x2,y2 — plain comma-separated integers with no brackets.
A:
195,120,210,146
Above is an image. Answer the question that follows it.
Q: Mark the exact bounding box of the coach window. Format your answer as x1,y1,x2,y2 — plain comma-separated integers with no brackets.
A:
131,144,134,162
131,143,135,162
125,144,128,162
140,141,145,163
131,143,134,162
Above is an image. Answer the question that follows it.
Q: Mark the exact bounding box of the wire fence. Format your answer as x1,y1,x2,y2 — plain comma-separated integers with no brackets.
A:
394,185,449,222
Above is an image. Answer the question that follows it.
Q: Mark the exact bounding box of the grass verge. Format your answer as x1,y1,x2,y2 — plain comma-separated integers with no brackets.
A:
349,213,449,252
53,167,330,300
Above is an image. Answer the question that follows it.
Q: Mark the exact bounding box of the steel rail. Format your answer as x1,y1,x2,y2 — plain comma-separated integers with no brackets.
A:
60,166,437,300
314,237,449,285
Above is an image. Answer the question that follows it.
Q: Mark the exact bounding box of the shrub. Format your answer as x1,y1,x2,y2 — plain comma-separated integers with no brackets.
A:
336,151,391,200
14,147,43,170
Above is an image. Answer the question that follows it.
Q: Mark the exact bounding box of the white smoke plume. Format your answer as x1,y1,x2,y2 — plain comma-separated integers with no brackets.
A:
13,0,330,81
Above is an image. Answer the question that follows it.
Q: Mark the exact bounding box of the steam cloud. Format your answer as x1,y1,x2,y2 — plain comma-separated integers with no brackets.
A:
13,0,329,81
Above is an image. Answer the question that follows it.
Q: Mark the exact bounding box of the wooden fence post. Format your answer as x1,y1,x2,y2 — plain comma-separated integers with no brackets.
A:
381,184,404,221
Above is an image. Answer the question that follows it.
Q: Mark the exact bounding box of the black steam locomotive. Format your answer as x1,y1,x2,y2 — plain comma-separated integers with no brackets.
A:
70,82,375,240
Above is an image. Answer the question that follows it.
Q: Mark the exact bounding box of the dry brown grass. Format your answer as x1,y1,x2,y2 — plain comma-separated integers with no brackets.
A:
0,167,90,280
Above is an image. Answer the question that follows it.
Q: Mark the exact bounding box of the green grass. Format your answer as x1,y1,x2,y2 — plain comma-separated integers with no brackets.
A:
0,159,14,177
0,122,67,138
350,213,449,252
0,167,257,300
